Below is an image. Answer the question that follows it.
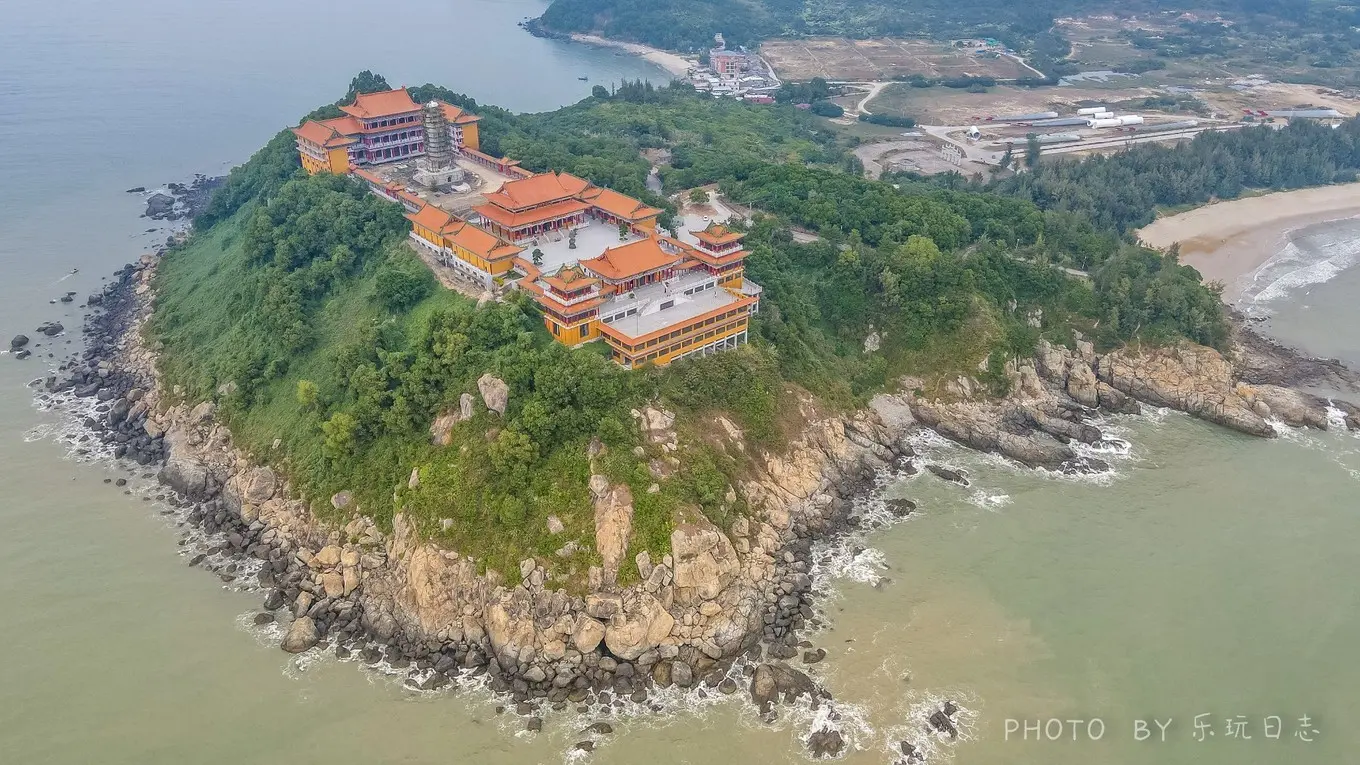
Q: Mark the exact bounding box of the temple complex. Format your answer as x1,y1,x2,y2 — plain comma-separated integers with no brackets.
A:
295,87,759,368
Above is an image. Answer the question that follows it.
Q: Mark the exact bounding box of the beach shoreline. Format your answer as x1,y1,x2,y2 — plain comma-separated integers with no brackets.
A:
568,33,692,78
1137,183,1360,303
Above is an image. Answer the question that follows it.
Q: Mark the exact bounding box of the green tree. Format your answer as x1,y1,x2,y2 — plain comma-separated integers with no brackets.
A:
532,248,545,266
591,85,610,99
618,221,630,240
373,251,435,311
346,70,391,101
689,188,710,204
296,379,319,410
321,412,358,459
488,428,539,485
568,229,577,250
1024,134,1042,168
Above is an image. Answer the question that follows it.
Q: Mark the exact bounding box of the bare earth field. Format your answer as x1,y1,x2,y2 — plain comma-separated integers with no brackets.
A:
853,138,975,178
1058,13,1360,117
761,38,1030,82
1137,184,1360,301
866,82,1160,125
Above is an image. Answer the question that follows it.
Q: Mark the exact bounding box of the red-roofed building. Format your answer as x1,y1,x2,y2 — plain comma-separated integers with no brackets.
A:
520,223,760,363
471,171,662,243
405,203,524,284
580,238,683,292
683,222,748,288
290,85,759,367
293,88,483,174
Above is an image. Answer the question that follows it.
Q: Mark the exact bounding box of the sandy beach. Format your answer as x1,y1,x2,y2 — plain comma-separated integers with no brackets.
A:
1138,183,1360,302
569,34,692,78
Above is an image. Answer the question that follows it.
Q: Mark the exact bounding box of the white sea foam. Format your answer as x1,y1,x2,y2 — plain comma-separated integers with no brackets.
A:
1260,410,1360,482
1244,228,1360,311
966,490,1012,509
882,689,982,764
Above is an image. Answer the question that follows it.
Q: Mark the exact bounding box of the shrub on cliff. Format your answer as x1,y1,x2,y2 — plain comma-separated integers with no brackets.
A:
373,250,435,312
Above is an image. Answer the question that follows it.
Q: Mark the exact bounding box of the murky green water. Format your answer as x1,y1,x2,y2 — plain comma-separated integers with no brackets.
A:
2,2,1358,763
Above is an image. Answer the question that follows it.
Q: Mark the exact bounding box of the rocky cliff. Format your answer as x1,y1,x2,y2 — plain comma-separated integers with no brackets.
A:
59,252,1358,723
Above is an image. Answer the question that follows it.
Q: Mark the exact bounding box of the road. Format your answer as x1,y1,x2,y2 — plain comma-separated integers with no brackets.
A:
916,122,1246,168
827,81,890,115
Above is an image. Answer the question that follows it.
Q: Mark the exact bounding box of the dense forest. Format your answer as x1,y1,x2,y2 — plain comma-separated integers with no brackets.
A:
163,73,1238,578
880,119,1360,236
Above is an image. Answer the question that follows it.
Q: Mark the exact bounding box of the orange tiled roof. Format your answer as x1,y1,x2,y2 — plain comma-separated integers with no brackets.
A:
583,187,663,222
474,198,590,230
484,172,592,211
514,257,542,281
543,267,600,294
437,101,482,125
292,120,358,149
685,247,746,268
694,222,745,246
446,221,524,261
320,115,363,136
351,168,388,186
581,238,682,282
406,204,456,233
340,88,421,119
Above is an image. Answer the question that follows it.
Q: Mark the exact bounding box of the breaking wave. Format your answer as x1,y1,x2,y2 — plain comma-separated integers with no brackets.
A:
1243,224,1360,311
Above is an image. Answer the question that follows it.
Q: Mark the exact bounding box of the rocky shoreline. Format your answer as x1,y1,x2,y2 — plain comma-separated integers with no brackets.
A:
29,210,1360,761
39,246,961,759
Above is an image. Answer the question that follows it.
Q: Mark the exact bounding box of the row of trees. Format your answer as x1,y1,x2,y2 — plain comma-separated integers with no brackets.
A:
997,119,1360,232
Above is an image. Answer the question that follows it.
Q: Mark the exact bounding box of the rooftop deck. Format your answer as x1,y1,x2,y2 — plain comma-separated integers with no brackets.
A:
599,271,745,339
367,157,515,217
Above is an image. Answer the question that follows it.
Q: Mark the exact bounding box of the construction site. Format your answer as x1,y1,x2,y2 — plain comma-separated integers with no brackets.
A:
848,100,1350,178
760,37,1039,82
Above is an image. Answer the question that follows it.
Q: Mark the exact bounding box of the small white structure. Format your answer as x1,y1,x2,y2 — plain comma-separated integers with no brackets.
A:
1077,106,1109,116
1117,115,1145,126
966,125,981,140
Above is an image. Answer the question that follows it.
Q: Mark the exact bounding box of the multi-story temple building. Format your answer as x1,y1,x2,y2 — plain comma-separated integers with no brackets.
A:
470,171,663,243
515,224,760,368
291,88,481,175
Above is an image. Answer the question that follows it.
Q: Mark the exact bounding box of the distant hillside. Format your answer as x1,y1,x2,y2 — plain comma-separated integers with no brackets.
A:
535,0,1347,74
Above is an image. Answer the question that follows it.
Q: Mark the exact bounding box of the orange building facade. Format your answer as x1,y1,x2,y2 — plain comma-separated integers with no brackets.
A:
516,224,761,368
291,88,482,174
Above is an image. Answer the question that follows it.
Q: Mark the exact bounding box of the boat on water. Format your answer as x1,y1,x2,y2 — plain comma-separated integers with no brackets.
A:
578,76,589,81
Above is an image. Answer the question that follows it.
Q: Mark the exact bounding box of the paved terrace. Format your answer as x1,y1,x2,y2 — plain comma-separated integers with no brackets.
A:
599,271,744,339
369,158,515,217
522,221,647,275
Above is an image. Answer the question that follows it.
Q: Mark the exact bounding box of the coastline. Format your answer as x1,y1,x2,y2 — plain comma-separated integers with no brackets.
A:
31,172,1360,756
567,33,693,78
1137,183,1360,303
